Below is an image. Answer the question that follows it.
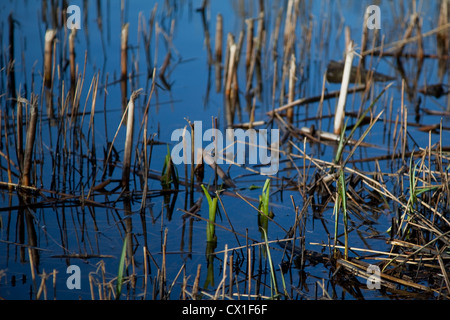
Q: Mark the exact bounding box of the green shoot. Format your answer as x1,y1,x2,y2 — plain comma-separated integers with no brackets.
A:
201,184,218,243
258,179,273,239
260,227,279,299
338,169,348,259
161,144,178,189
116,236,128,300
259,179,271,217
334,82,393,164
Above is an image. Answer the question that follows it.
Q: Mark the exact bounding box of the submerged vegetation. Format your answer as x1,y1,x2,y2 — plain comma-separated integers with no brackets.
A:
0,0,450,300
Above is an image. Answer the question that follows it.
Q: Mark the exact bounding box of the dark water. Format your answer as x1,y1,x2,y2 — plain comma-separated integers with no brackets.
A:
0,0,449,300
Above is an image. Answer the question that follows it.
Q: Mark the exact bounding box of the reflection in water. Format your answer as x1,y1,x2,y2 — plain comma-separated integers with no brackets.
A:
1,0,450,300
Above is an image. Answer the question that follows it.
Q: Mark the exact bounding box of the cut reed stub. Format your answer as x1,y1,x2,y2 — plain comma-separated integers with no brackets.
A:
121,89,143,190
215,13,223,92
436,0,449,80
44,29,57,88
121,23,129,110
287,53,296,123
334,40,355,136
69,28,77,89
16,98,23,172
215,14,223,63
21,95,38,187
225,43,237,99
8,13,16,102
245,18,254,78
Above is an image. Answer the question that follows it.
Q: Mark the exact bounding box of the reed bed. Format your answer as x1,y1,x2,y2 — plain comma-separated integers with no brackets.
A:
0,0,449,301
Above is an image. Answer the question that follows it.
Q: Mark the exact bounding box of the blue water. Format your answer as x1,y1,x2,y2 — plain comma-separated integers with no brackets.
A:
0,0,448,300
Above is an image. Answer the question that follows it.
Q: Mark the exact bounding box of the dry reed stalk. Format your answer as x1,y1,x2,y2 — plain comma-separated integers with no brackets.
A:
182,270,187,300
254,12,264,99
8,14,16,102
22,95,38,187
121,23,129,110
28,247,37,294
1,137,15,190
88,273,95,300
36,270,48,300
279,0,297,107
345,26,351,54
225,43,237,99
396,13,419,58
139,71,156,210
229,254,234,298
143,246,148,299
415,16,424,64
70,51,87,121
437,250,450,293
159,228,168,298
245,13,264,95
437,0,449,80
287,53,296,123
192,264,202,300
52,269,57,300
245,18,254,78
213,244,228,300
88,73,99,150
272,9,282,60
247,246,252,298
334,40,355,135
360,9,369,68
16,98,23,171
44,29,57,88
283,0,294,49
121,89,142,190
223,244,228,299
271,9,283,106
69,28,76,89
401,80,407,163
362,22,450,57
215,14,223,92
234,30,244,93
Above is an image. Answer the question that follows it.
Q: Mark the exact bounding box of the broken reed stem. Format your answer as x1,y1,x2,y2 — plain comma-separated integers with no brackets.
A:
2,112,13,189
245,18,254,78
437,0,449,80
192,264,202,300
143,246,148,300
287,53,296,123
160,228,168,298
22,95,38,187
360,9,369,68
44,29,57,88
225,43,237,99
121,23,129,110
8,13,16,102
16,98,23,171
334,40,355,135
69,28,76,89
396,13,419,58
28,247,37,296
215,14,223,92
254,12,264,99
122,89,142,190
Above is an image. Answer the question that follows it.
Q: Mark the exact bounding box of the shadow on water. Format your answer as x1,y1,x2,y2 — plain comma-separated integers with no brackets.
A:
0,0,450,300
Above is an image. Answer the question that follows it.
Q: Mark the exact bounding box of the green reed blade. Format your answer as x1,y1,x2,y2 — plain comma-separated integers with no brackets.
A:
116,236,128,300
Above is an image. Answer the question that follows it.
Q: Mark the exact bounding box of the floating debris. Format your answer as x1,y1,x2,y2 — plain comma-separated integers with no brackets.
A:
418,83,449,98
326,60,396,83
